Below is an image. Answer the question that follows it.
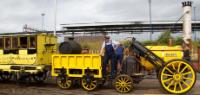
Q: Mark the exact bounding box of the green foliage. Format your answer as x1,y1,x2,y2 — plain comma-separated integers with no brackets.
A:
142,40,157,45
157,31,172,45
173,36,183,45
142,30,185,46
121,40,132,47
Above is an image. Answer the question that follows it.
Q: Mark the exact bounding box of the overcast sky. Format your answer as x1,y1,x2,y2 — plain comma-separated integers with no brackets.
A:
0,0,199,33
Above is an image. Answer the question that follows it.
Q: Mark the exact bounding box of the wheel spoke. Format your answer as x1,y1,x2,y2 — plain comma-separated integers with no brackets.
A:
182,77,193,81
117,85,122,90
167,80,174,88
165,67,174,74
179,82,183,90
118,79,122,83
125,87,129,91
182,71,192,76
174,82,177,91
126,82,132,84
91,83,96,87
182,81,189,87
162,73,173,77
116,81,121,84
126,84,131,87
122,77,126,82
177,62,181,73
163,78,173,83
171,63,176,70
125,78,129,82
119,77,123,82
123,87,126,92
180,65,188,73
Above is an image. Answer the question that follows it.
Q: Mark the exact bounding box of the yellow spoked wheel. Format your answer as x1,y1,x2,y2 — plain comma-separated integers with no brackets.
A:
81,78,98,91
56,76,72,89
159,59,196,94
114,74,133,93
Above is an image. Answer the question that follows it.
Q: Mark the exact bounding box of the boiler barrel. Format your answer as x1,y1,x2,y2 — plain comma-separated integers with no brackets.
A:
59,41,82,54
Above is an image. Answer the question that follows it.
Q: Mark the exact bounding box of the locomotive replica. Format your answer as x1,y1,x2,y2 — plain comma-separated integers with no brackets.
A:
52,37,196,94
0,33,196,94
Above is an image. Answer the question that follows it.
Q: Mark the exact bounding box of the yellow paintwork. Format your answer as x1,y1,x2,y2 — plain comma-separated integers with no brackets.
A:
51,54,102,78
146,46,183,62
0,34,57,73
140,57,156,70
160,60,196,94
141,46,183,70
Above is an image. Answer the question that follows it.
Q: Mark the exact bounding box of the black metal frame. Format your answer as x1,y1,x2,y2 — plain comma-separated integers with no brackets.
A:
129,37,165,69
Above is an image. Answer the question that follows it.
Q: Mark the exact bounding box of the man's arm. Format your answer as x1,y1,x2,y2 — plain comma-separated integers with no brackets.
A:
100,41,105,56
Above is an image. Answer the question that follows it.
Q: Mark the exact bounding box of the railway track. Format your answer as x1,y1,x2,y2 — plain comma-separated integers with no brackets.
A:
0,76,199,95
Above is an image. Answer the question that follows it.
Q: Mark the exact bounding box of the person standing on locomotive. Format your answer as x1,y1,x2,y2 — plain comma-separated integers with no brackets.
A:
115,42,124,73
100,36,117,79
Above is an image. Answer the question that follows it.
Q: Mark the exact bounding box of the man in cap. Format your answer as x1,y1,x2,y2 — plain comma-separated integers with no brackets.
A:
100,36,117,79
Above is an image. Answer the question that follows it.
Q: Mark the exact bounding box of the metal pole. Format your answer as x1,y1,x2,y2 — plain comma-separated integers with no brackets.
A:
148,0,152,41
41,13,45,31
193,7,196,40
54,0,57,36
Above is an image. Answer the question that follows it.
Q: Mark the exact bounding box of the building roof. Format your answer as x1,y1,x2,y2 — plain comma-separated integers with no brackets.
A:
61,20,200,33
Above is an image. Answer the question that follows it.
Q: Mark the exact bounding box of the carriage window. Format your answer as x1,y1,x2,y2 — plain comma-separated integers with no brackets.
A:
0,37,3,49
12,37,18,49
20,37,28,48
5,37,11,49
30,36,36,48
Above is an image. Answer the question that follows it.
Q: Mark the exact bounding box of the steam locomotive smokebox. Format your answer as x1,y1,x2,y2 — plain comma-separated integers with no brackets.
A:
59,37,82,54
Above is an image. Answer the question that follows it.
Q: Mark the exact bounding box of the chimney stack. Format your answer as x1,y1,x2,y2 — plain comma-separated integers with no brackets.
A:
182,1,192,46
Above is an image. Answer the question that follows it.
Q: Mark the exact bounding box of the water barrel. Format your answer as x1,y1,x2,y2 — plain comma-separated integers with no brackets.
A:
59,38,82,54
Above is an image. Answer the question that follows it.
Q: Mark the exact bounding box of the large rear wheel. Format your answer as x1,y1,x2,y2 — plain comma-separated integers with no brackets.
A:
159,59,196,94
114,74,133,93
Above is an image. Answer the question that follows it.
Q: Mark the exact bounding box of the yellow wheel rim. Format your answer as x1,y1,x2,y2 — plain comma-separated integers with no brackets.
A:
81,78,97,91
57,77,72,89
114,75,133,93
160,60,196,94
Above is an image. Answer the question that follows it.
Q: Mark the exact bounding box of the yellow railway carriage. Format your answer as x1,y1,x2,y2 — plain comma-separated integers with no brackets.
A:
0,33,57,82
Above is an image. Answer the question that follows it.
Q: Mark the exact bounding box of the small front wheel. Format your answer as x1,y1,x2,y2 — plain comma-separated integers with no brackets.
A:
81,78,98,91
56,76,72,89
114,74,133,93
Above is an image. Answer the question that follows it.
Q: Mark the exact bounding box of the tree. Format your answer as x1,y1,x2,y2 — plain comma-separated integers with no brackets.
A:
157,30,172,45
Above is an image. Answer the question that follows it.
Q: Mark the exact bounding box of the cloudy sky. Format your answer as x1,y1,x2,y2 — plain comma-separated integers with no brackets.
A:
0,0,199,33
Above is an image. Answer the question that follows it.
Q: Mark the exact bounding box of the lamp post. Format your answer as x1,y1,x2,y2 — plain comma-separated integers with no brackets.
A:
41,13,45,31
148,0,153,41
54,0,57,36
193,6,196,41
